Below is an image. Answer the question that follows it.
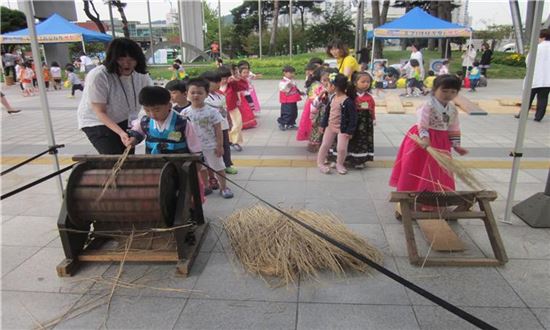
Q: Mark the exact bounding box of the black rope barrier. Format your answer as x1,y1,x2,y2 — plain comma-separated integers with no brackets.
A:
1,164,75,200
1,144,65,176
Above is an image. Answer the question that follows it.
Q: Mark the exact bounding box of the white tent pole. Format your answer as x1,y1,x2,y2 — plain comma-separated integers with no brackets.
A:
20,0,63,198
258,0,262,58
445,38,449,59
370,36,375,72
81,36,86,54
504,0,544,222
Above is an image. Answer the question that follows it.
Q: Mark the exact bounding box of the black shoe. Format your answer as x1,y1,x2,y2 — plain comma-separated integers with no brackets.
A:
534,118,542,122
514,114,520,119
7,110,21,114
287,124,297,130
278,123,286,131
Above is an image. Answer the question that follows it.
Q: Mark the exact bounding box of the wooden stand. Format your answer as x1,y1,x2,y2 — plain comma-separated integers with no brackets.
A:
390,191,508,267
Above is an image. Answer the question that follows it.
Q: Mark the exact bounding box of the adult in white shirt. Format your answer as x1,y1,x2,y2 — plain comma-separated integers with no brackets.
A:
409,43,424,79
461,44,477,76
78,38,152,154
515,29,550,122
80,53,96,73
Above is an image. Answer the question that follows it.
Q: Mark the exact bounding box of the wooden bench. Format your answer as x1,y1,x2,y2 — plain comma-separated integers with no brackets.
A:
390,190,508,267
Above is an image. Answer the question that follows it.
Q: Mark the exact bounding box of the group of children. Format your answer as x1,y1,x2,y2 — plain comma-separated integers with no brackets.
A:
13,59,83,97
283,56,467,193
123,63,268,199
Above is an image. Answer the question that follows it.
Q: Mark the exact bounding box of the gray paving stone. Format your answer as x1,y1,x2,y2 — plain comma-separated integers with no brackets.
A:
476,169,543,184
175,299,296,329
463,225,550,259
497,259,550,308
297,303,419,330
250,167,307,181
532,308,550,329
1,215,58,247
304,198,380,224
306,181,369,200
413,306,544,330
299,256,409,305
1,247,110,294
306,167,365,182
1,245,41,277
373,198,401,224
394,257,525,307
55,295,186,329
244,180,306,202
87,252,211,299
193,252,298,302
1,291,82,330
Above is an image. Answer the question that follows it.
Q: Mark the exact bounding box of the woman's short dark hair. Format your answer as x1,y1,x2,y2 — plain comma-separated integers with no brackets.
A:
139,86,171,106
409,59,420,67
104,38,147,74
200,70,222,83
326,39,349,58
187,77,210,93
540,29,550,41
51,61,59,67
432,74,461,92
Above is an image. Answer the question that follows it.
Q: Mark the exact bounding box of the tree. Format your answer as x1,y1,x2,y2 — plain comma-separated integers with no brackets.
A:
1,6,26,34
307,5,354,48
269,0,280,55
82,0,106,34
287,1,323,31
110,0,129,38
476,25,514,51
371,0,390,58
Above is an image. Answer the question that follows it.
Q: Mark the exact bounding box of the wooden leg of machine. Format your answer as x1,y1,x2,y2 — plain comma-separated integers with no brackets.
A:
176,222,210,277
479,199,508,264
400,201,421,265
57,200,88,277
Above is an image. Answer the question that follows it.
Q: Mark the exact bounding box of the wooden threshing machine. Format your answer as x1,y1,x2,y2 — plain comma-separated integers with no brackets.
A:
56,154,207,277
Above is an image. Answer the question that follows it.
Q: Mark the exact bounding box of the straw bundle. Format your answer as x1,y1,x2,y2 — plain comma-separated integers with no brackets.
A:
96,145,132,202
408,134,483,190
223,204,383,286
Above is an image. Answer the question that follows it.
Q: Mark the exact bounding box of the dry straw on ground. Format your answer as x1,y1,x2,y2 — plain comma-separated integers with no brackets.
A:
408,134,484,190
223,204,383,286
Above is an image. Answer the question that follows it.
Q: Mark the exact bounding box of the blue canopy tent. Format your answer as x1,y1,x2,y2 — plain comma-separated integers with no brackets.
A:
0,13,112,53
368,7,473,65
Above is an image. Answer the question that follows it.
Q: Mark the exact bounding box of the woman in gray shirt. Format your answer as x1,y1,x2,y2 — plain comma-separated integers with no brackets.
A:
77,38,152,154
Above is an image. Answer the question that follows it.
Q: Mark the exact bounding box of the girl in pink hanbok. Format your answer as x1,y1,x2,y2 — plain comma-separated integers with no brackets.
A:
390,75,468,192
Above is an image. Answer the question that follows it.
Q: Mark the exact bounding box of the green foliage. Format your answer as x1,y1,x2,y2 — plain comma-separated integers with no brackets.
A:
1,6,26,34
306,6,354,48
68,42,106,59
491,51,526,67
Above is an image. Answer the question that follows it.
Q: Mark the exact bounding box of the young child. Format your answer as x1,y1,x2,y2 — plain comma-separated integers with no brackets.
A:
50,61,62,90
126,86,201,155
165,79,190,112
317,73,357,175
237,60,262,115
424,70,436,89
438,60,450,75
309,68,332,152
389,74,468,192
236,65,258,128
181,78,234,199
66,66,83,98
373,62,386,96
405,59,426,97
218,65,249,152
201,70,238,175
297,63,321,141
339,71,375,168
42,62,51,90
21,62,35,97
468,61,481,92
174,59,187,79
278,65,302,131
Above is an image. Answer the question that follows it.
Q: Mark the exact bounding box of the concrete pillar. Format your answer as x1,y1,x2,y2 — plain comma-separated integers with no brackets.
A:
31,1,77,65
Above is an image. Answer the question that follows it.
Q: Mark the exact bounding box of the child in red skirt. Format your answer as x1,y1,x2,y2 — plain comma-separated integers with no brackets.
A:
390,75,468,192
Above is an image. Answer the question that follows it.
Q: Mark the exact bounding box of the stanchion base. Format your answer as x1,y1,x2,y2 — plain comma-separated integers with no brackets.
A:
512,193,550,228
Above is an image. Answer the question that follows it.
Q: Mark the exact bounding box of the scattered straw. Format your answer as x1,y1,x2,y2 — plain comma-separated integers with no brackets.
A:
96,145,132,202
223,205,383,286
408,134,483,190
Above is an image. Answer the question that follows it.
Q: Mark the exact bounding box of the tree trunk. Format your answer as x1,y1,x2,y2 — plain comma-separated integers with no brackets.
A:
371,0,382,58
299,7,305,30
380,0,390,24
269,0,280,55
438,1,447,57
112,1,129,38
83,0,106,34
428,2,438,50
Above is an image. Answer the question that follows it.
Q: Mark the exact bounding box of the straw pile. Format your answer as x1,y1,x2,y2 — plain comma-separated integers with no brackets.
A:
96,145,132,202
223,204,383,286
408,134,483,190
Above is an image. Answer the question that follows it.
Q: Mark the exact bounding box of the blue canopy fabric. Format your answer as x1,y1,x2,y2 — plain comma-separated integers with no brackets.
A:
0,13,112,44
370,7,472,39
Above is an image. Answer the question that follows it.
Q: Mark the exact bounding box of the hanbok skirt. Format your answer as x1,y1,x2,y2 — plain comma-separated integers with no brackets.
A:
238,99,257,129
308,105,326,152
296,98,313,141
328,110,374,165
389,125,455,192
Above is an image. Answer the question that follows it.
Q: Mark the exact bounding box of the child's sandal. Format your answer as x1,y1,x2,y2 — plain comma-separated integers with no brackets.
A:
318,165,331,174
209,177,219,190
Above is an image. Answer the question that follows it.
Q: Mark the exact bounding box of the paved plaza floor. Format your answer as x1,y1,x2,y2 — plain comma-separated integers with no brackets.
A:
1,80,549,329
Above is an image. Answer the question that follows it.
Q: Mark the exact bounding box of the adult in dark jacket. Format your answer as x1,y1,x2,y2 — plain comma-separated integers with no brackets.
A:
479,43,493,77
